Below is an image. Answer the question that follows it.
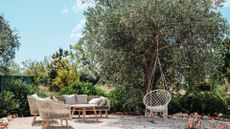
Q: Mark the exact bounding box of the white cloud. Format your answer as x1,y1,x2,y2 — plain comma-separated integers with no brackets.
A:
223,0,230,7
70,19,86,41
72,0,96,12
61,6,69,14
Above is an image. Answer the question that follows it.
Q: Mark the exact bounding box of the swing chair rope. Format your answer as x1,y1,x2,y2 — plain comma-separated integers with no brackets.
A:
147,56,158,93
157,57,168,90
147,37,168,92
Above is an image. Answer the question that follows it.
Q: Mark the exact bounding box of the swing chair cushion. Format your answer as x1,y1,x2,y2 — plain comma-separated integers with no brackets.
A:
143,90,171,115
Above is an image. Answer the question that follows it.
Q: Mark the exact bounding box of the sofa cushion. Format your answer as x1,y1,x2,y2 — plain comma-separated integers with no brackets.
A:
63,95,77,105
99,96,107,106
53,96,65,102
88,98,102,105
31,93,38,98
76,95,87,104
87,96,100,101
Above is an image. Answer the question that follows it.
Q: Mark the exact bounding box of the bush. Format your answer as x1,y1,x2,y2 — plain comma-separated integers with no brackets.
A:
169,91,228,115
168,93,182,114
2,79,44,116
59,82,106,96
0,91,19,117
200,92,227,115
108,85,145,113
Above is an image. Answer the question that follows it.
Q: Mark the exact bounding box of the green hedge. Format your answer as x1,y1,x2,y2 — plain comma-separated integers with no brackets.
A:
0,79,45,117
108,85,145,113
0,91,19,117
169,91,228,115
59,82,105,96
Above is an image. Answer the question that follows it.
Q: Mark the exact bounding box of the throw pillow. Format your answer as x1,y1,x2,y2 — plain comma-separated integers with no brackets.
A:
63,95,77,105
99,96,107,106
76,95,88,104
88,98,102,105
31,93,38,98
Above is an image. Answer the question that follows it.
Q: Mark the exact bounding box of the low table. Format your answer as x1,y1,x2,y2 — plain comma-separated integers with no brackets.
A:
71,104,98,121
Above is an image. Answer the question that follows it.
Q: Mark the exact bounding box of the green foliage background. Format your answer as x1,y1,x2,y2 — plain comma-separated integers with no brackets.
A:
169,91,228,116
59,82,105,96
0,80,45,117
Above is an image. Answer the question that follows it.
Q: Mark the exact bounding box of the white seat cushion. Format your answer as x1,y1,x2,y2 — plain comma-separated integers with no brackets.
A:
146,105,167,112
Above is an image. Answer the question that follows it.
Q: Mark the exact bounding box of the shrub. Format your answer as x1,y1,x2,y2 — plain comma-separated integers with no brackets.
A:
168,93,182,114
0,91,19,117
59,82,106,96
108,85,145,113
169,91,228,115
200,92,227,115
3,79,44,116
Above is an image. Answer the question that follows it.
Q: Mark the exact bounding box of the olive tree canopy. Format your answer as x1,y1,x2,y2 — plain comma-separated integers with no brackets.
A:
82,0,229,93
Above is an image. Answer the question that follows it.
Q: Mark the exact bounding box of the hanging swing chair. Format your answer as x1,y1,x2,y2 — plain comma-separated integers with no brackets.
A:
143,56,172,117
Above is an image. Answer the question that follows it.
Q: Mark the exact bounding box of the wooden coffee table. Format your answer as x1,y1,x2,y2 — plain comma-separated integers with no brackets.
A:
71,104,98,121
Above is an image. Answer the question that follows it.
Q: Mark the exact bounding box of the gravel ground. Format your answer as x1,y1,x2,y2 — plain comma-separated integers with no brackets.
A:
8,115,188,129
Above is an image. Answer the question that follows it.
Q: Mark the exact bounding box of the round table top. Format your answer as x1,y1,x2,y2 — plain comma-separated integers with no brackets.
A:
70,104,97,108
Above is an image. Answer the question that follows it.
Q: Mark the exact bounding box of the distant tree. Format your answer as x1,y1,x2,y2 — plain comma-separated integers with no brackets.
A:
22,48,80,91
70,41,100,85
22,59,48,85
82,0,229,93
7,61,21,75
47,48,79,91
0,14,20,74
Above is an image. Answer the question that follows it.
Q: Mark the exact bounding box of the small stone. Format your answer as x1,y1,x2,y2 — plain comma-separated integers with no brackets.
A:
183,113,189,118
0,118,8,123
174,112,183,117
202,115,209,120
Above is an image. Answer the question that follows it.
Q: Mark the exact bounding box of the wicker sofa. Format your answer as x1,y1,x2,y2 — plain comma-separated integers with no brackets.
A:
54,95,110,118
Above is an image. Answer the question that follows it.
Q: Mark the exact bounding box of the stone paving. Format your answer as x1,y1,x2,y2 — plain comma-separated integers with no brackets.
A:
7,115,230,129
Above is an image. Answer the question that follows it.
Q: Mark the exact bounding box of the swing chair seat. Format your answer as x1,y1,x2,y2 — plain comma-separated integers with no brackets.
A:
143,90,171,117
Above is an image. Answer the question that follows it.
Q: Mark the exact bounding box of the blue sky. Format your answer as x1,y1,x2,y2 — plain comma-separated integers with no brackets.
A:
0,0,230,65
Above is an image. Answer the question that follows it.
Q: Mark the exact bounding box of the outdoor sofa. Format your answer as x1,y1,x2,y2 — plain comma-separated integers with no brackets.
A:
53,94,110,118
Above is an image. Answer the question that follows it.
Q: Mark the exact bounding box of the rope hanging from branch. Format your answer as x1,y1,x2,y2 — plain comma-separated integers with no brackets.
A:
146,36,168,93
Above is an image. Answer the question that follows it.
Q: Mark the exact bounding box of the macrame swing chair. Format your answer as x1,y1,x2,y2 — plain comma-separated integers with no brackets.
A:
143,55,172,117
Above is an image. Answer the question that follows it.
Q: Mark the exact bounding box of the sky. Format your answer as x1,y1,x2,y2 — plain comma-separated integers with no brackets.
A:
0,0,230,66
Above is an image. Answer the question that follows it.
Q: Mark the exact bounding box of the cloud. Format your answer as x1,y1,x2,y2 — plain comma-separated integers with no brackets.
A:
72,0,96,12
223,0,230,7
61,6,69,14
70,18,86,41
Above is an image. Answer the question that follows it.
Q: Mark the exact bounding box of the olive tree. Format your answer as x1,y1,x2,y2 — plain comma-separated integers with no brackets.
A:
82,0,229,93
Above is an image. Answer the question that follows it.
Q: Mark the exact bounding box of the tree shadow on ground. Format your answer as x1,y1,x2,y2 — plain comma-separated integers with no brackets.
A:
72,118,103,124
107,115,187,129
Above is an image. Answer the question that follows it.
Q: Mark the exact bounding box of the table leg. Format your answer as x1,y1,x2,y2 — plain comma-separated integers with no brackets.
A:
93,107,98,121
71,108,76,119
78,111,81,118
83,107,86,121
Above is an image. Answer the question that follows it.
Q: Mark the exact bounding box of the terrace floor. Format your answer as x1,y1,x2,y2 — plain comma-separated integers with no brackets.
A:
8,115,188,129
